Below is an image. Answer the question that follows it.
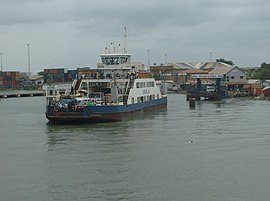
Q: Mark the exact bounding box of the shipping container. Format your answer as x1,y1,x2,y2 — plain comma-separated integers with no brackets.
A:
44,69,54,74
44,68,76,83
4,76,12,81
44,74,54,83
6,71,19,79
64,73,68,82
3,80,17,89
44,68,67,74
67,70,77,81
68,70,77,74
2,71,20,81
77,67,87,72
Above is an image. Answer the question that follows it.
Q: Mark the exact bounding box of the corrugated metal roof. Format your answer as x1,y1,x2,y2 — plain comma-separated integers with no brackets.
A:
247,79,261,84
173,63,193,69
224,82,247,85
170,62,233,70
201,62,232,70
181,68,208,74
210,65,233,74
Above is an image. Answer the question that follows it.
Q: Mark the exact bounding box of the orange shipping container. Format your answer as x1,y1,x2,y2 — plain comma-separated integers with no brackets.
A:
3,80,17,86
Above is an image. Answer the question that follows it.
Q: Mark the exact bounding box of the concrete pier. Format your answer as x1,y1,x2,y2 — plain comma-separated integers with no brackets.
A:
0,90,45,99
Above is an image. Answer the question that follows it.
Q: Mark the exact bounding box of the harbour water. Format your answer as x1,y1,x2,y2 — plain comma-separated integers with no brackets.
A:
0,94,269,201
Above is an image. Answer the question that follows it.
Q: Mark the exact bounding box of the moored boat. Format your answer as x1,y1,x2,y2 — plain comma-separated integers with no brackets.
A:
45,41,167,123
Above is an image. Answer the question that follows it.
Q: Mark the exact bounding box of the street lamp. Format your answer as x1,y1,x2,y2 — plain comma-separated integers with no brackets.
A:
0,53,3,71
0,25,3,71
27,43,31,78
147,49,150,69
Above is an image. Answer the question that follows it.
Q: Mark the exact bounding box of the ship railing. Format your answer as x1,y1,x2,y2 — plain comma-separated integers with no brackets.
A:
49,95,122,113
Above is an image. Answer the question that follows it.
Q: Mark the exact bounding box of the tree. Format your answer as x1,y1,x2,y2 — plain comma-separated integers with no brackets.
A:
216,58,234,66
246,68,258,78
253,63,270,79
37,71,44,76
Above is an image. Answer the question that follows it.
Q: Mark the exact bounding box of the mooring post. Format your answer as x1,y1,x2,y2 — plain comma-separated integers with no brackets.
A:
216,78,221,99
189,98,196,109
196,78,201,101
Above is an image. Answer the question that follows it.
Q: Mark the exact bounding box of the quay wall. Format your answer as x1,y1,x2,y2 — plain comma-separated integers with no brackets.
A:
0,90,45,99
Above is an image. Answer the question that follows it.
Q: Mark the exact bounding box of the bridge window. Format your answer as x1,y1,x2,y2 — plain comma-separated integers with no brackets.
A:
147,81,154,87
81,82,87,90
136,82,146,88
101,56,130,65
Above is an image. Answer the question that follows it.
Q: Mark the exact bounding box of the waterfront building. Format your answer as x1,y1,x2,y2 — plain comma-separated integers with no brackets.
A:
149,62,235,91
210,66,248,91
245,79,270,96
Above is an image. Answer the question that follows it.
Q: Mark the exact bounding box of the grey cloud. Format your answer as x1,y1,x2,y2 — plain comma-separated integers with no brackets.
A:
0,0,270,72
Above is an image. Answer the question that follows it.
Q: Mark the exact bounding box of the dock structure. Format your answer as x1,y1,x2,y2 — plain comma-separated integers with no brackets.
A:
0,90,45,99
186,74,225,101
187,91,222,101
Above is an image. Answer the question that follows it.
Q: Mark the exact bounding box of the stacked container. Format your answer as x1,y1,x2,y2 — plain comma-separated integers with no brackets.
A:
1,71,20,89
0,71,3,87
44,68,77,83
67,70,77,82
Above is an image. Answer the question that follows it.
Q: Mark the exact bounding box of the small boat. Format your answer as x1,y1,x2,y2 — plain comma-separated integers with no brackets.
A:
45,41,167,123
262,86,270,96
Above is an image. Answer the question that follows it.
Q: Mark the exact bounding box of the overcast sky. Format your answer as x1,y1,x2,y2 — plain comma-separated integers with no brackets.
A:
0,0,270,73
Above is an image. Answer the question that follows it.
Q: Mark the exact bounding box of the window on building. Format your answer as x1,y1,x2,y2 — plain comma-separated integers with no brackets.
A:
231,76,235,79
240,76,244,79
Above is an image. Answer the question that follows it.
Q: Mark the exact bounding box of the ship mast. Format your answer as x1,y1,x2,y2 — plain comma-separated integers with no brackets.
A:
124,26,127,53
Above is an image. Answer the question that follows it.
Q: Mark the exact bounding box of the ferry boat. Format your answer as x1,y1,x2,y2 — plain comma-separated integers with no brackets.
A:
45,43,167,123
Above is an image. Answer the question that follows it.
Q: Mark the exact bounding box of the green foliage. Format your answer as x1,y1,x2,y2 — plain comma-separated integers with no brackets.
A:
253,63,270,79
216,58,234,66
37,71,44,76
246,68,258,78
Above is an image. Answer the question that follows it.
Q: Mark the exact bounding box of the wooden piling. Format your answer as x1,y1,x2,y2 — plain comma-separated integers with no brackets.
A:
189,98,196,109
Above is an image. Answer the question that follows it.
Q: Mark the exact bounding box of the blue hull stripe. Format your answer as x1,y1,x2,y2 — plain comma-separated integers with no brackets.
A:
82,97,167,116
